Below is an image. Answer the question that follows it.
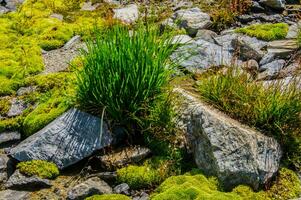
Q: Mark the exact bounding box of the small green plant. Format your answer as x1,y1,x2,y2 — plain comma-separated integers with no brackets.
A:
76,24,178,129
236,23,289,41
85,194,131,200
17,160,59,179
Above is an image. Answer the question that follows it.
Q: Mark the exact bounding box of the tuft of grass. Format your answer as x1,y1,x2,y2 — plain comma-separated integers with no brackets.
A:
236,23,289,41
76,24,179,128
198,68,301,168
17,160,59,179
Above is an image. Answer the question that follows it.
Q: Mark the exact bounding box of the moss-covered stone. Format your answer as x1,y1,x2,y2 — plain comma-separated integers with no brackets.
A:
117,165,160,189
85,194,131,200
0,98,11,116
17,160,59,179
236,23,289,41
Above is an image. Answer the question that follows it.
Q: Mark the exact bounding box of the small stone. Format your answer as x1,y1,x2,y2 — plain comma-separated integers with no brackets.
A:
171,35,194,44
113,183,130,195
0,190,30,200
242,59,259,71
5,170,52,190
67,177,112,200
7,98,27,117
113,4,139,24
80,2,99,11
50,13,64,21
64,35,81,50
16,86,36,96
0,132,21,146
133,192,149,200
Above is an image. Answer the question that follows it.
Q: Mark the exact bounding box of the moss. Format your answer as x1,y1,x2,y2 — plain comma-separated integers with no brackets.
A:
0,117,21,133
267,168,301,199
117,165,160,189
17,160,59,179
85,194,131,200
236,23,289,41
0,98,11,116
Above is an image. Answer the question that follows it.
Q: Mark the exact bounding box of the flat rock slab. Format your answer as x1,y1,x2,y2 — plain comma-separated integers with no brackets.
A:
174,88,282,190
0,189,30,200
5,170,52,190
9,108,113,169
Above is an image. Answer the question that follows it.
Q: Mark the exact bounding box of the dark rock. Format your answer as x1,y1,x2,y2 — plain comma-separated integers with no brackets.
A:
174,88,282,190
7,98,27,117
98,146,151,170
113,183,130,195
0,154,13,187
251,1,265,13
87,172,117,182
0,190,30,200
9,108,113,169
5,170,52,190
259,0,285,10
67,177,112,200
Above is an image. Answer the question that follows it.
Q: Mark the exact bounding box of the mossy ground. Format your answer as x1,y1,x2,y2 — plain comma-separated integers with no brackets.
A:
236,23,289,41
85,194,131,200
17,160,59,179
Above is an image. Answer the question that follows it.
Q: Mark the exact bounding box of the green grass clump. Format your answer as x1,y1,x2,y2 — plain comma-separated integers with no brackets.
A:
117,165,160,189
236,23,289,41
198,69,301,168
76,24,178,128
85,194,131,200
17,160,59,179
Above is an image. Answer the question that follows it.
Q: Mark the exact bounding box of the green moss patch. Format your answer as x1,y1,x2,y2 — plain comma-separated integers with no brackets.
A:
236,23,289,41
85,194,131,200
17,160,59,179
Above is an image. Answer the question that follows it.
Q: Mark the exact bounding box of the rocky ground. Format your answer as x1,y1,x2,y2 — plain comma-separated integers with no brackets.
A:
0,0,301,199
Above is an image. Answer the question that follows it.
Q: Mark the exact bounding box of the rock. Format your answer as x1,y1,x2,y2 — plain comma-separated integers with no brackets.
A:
87,172,117,182
172,7,212,36
259,53,276,66
67,177,112,200
232,35,267,61
171,35,194,44
0,132,21,147
174,88,282,190
0,190,30,200
5,170,52,190
286,23,300,39
263,76,301,90
113,183,130,195
0,6,9,14
215,33,239,52
258,59,286,80
251,1,265,13
50,13,64,21
267,39,299,58
171,39,233,72
113,4,139,24
0,154,13,186
6,98,27,117
3,0,24,10
64,35,81,50
278,61,301,78
242,59,259,71
80,2,99,11
98,146,151,170
195,29,218,43
259,0,285,10
16,86,36,96
133,192,149,200
9,108,113,169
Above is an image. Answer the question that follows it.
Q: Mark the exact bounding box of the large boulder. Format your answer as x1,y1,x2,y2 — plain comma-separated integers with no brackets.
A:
171,39,233,72
9,108,113,169
267,39,299,58
113,4,139,24
172,7,212,36
174,88,282,190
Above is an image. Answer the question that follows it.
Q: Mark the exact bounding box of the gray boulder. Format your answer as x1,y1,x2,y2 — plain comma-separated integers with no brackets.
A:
5,170,52,190
9,108,113,169
171,35,194,44
0,190,30,200
195,29,218,43
171,39,233,72
113,4,139,24
258,59,286,80
67,177,112,200
172,7,212,36
0,6,9,14
0,154,12,187
174,88,282,190
113,183,130,195
259,0,285,10
3,0,24,10
232,35,267,61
